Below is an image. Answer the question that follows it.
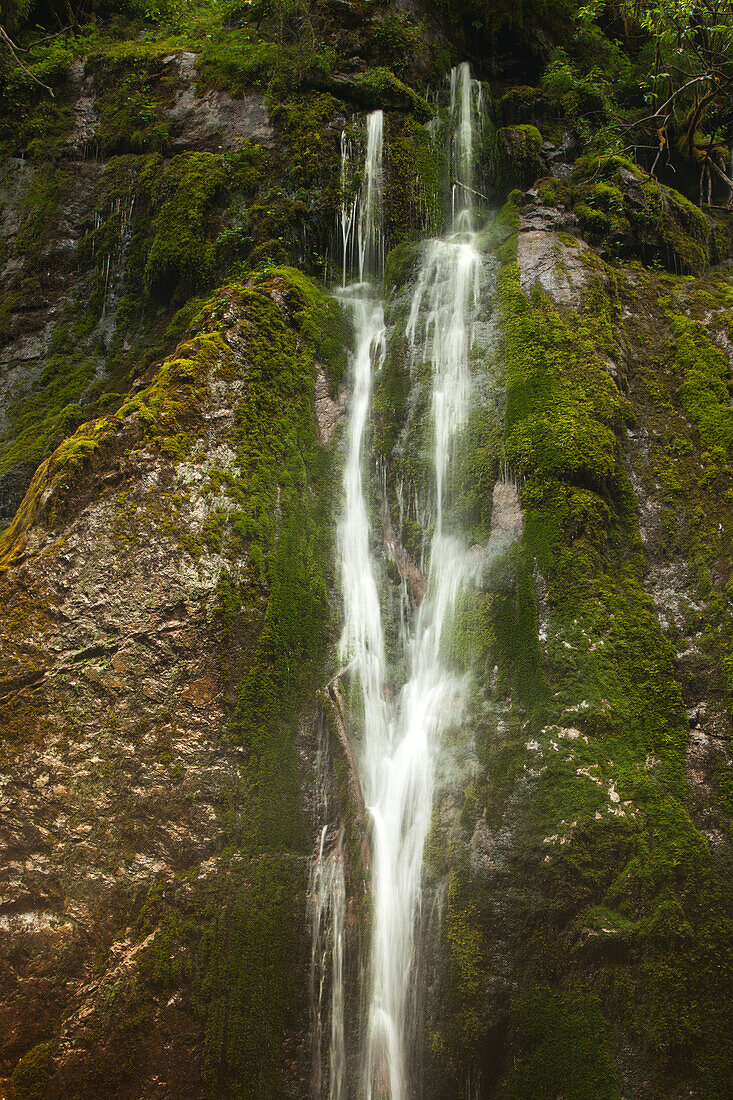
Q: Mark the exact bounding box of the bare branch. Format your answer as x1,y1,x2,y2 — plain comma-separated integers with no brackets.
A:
0,26,54,97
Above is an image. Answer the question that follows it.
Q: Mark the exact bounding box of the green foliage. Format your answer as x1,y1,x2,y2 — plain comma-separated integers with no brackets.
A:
96,66,171,155
196,30,279,95
541,47,611,124
14,99,74,161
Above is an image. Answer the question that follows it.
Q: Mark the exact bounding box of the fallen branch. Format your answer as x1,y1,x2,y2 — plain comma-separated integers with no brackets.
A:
323,675,366,822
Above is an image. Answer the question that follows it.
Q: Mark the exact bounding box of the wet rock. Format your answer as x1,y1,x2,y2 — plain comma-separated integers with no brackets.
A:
163,51,275,150
166,87,275,151
516,229,594,306
314,364,346,445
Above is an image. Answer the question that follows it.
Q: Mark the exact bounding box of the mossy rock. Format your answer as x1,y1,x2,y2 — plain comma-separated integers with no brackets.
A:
11,1040,56,1100
707,209,733,264
572,156,712,274
319,67,433,120
497,85,549,127
145,152,228,300
384,114,442,247
384,240,422,291
497,125,543,192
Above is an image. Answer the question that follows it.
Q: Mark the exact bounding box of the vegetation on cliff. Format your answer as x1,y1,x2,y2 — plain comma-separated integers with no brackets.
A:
0,0,732,1098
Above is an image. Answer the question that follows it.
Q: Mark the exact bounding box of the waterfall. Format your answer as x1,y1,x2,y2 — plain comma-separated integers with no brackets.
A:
340,130,358,289
362,68,484,1100
450,62,485,230
314,67,488,1097
358,110,385,283
311,108,387,1100
338,112,386,286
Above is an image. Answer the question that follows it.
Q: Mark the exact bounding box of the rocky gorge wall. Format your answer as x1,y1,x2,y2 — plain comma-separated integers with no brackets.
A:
0,1,732,1098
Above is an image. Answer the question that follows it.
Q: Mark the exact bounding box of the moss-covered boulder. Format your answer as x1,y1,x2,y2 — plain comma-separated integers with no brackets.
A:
497,125,544,192
572,156,716,275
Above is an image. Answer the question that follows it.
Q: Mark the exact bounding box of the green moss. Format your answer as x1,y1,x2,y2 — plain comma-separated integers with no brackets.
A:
372,323,410,463
94,60,171,155
572,157,712,274
0,345,97,480
145,152,228,299
500,987,621,1099
16,98,74,160
225,268,339,854
371,11,424,72
0,155,169,488
643,181,710,275
384,240,422,292
708,210,733,264
488,239,733,1097
195,856,306,1098
497,124,543,192
11,1040,56,1100
536,175,568,208
213,566,243,651
353,67,432,120
438,867,490,1072
498,85,545,125
663,303,733,455
196,29,279,95
501,265,625,494
14,164,70,273
384,114,442,247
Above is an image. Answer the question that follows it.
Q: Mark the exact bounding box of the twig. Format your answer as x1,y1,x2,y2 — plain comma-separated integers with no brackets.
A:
0,26,54,97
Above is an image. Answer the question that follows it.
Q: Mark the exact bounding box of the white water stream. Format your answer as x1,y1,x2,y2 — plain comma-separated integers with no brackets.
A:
312,63,487,1099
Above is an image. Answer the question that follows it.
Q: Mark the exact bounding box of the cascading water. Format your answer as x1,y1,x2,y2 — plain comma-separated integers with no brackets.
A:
363,64,485,1100
312,64,489,1098
310,108,388,1100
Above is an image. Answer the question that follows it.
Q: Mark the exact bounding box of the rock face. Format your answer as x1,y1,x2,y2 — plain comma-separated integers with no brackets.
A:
164,52,275,151
0,3,732,1099
0,273,343,1097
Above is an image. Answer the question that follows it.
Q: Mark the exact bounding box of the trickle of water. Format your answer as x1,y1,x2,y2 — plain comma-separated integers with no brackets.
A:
358,111,385,282
338,111,385,287
340,131,358,288
312,109,387,1100
449,61,485,230
311,824,347,1100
